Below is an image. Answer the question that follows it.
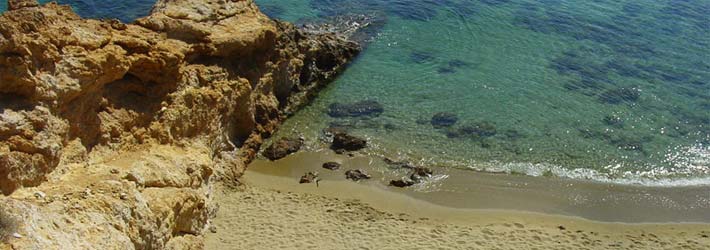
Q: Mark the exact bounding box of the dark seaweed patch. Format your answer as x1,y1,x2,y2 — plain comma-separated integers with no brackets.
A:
431,112,458,128
609,134,652,151
578,128,651,152
309,0,480,21
551,51,611,92
478,0,511,6
517,0,709,93
502,129,524,140
437,67,456,74
659,0,710,31
436,59,473,74
410,51,435,64
445,121,497,139
448,59,471,68
603,115,624,128
328,100,384,118
598,87,641,105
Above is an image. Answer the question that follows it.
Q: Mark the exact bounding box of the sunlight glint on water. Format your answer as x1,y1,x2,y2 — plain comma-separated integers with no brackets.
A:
256,0,710,186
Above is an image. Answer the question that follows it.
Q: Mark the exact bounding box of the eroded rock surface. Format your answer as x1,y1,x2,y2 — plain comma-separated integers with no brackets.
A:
0,0,359,249
262,137,304,161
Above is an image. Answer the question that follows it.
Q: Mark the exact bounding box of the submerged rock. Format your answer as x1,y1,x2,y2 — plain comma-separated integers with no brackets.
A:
446,121,497,139
437,67,457,74
383,158,416,169
345,169,371,181
437,59,473,74
447,59,472,68
331,132,367,151
603,115,625,128
299,13,387,47
598,87,641,104
262,137,304,161
327,100,384,118
410,51,435,64
322,162,342,170
431,112,458,128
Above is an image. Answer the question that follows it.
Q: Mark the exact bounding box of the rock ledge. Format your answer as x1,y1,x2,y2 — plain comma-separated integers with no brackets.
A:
0,0,359,249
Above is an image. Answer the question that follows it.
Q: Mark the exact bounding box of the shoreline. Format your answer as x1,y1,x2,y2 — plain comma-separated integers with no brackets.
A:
244,150,710,223
205,159,710,249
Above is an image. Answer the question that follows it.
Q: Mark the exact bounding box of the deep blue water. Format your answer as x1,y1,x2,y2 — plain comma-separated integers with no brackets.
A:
0,0,154,22
2,0,708,186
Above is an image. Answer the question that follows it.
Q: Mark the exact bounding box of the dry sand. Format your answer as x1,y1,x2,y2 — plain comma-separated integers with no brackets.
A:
205,168,710,250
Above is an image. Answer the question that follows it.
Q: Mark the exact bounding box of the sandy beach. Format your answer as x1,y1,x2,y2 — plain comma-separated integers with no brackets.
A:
205,152,710,250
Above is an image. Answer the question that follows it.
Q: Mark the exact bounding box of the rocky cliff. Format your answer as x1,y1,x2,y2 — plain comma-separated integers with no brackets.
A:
0,0,359,248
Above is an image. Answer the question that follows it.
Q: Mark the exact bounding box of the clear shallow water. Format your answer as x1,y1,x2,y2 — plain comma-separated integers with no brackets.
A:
258,0,710,186
2,0,708,186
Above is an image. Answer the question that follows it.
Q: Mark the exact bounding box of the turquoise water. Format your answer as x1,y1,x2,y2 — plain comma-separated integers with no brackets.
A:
258,0,710,186
2,0,708,186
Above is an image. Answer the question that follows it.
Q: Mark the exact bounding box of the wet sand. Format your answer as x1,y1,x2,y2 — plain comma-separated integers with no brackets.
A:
246,151,710,223
205,151,710,249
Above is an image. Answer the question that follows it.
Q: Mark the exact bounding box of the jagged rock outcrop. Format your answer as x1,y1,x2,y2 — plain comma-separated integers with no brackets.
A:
0,0,359,249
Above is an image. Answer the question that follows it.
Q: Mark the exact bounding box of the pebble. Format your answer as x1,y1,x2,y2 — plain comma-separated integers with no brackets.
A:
12,233,23,239
34,191,46,200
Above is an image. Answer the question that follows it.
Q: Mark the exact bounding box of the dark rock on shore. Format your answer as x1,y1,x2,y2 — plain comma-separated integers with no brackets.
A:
328,100,384,118
331,132,367,151
410,166,433,183
322,162,341,170
262,137,304,161
345,169,371,181
300,172,320,184
412,166,433,177
389,179,416,188
431,112,458,128
384,158,434,188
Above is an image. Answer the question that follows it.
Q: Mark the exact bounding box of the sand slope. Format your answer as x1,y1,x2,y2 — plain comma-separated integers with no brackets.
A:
206,183,710,250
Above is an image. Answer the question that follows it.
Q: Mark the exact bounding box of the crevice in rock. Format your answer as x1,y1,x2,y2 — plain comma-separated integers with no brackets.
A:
103,73,172,116
0,93,34,111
